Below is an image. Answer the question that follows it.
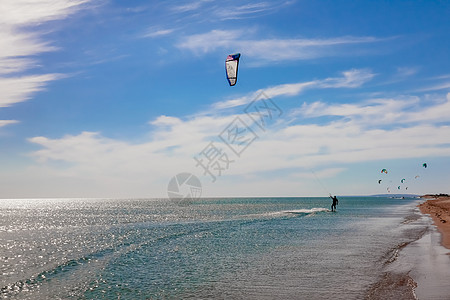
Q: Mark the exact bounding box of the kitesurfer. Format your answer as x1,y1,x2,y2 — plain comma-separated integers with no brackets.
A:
330,195,339,212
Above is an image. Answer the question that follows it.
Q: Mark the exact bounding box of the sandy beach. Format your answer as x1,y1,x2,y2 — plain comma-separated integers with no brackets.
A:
365,195,450,299
418,194,450,249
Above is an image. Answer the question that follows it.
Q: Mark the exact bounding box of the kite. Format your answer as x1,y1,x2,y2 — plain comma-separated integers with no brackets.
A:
381,169,388,174
378,180,382,184
422,163,427,168
225,53,240,86
401,179,406,183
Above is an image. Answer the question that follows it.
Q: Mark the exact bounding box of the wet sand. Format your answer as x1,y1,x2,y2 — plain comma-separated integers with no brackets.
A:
366,197,450,299
370,226,450,300
418,195,450,249
412,195,450,299
407,228,450,299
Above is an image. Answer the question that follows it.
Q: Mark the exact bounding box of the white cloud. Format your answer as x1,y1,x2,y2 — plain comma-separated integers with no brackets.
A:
0,120,19,127
318,69,376,88
296,93,450,126
22,92,450,197
296,97,416,123
178,29,242,54
213,82,316,110
403,93,450,123
141,28,175,38
0,57,35,76
0,74,63,107
151,115,183,126
170,0,213,13
170,0,287,20
0,0,89,73
396,66,418,77
213,69,374,109
415,81,450,92
0,0,88,26
213,2,285,20
178,29,387,63
0,28,57,74
0,0,90,119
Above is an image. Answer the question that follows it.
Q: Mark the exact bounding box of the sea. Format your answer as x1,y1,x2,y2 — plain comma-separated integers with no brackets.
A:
0,196,447,299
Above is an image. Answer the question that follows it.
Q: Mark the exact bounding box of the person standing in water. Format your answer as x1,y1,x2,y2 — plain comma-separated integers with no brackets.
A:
330,195,339,212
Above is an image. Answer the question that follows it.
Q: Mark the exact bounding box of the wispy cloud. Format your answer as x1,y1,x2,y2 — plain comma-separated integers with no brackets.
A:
0,0,90,126
412,72,450,92
213,69,375,109
141,28,175,38
396,66,418,78
0,28,57,74
318,69,376,88
170,0,288,19
213,81,316,110
415,81,450,92
0,120,19,127
170,0,213,13
178,29,389,63
178,29,242,53
375,66,419,86
0,0,88,26
295,93,450,126
431,74,450,80
0,74,64,107
0,0,88,72
213,2,289,20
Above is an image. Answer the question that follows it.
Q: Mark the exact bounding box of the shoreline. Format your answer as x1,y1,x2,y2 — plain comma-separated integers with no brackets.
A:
418,194,450,249
366,196,450,299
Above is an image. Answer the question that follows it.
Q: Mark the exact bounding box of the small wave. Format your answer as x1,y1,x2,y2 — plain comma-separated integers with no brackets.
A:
241,208,330,220
240,211,285,219
285,208,331,214
383,241,410,264
0,245,122,298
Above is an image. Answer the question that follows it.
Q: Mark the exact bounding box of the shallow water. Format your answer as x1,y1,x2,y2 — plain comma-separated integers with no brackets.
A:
0,197,435,299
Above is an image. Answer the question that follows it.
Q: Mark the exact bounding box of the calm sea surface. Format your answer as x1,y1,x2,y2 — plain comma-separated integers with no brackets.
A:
0,197,426,299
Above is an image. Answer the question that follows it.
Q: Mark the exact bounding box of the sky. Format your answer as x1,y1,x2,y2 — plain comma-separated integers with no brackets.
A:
1,0,449,198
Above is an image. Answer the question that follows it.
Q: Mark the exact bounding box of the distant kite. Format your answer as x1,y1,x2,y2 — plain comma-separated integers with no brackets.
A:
225,53,240,86
422,163,427,168
381,169,388,174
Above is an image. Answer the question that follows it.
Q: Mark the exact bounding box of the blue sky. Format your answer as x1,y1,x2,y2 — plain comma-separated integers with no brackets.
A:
1,0,449,198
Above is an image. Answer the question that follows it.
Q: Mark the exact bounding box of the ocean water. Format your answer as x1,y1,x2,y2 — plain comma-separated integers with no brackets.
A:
0,197,430,299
